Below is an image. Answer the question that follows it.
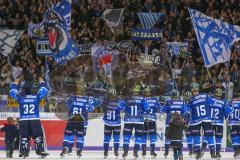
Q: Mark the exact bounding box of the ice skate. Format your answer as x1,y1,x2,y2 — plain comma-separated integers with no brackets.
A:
189,150,194,157
60,148,67,158
196,152,202,160
150,151,157,159
39,151,49,159
164,151,168,159
77,150,82,158
114,150,119,159
67,150,72,156
234,152,239,159
104,151,108,159
216,152,221,160
133,151,138,160
19,152,29,159
210,150,216,159
142,149,146,159
122,151,128,160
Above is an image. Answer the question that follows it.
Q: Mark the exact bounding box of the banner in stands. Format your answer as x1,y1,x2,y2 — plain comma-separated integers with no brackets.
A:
131,28,162,41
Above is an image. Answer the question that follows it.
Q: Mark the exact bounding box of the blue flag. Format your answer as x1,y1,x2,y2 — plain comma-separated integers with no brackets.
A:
137,12,165,30
189,8,240,68
28,0,80,64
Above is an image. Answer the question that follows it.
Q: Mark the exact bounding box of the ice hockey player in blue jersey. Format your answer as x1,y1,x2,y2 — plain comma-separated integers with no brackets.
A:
188,83,215,159
9,77,49,158
160,90,187,159
229,95,240,159
60,90,101,158
142,90,161,158
120,86,149,159
184,91,194,156
102,90,124,159
207,88,233,159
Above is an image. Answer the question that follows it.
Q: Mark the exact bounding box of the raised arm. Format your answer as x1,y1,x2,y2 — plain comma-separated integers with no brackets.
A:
37,77,48,100
9,78,20,101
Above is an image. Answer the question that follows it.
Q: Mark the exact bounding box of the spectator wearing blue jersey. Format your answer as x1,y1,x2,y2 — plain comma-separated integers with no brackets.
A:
160,89,187,159
188,83,215,159
142,90,161,158
9,77,49,158
102,90,124,159
120,87,149,159
229,95,240,159
207,88,233,159
60,90,101,158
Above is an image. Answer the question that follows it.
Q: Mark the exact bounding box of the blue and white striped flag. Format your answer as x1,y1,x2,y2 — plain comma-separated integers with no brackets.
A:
137,12,165,30
189,8,240,68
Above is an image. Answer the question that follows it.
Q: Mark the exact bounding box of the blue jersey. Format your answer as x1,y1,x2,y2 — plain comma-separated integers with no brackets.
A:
9,81,48,120
144,97,161,121
207,97,233,126
120,96,148,124
160,99,187,127
66,95,100,122
188,93,210,126
229,98,240,126
102,98,123,126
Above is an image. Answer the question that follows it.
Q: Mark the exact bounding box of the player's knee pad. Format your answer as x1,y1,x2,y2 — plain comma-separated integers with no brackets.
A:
135,135,142,145
193,136,201,146
63,134,74,144
186,136,193,144
203,136,208,144
206,136,215,148
76,136,84,144
149,134,156,144
123,135,131,144
216,137,222,145
113,135,120,143
232,136,239,146
142,135,147,144
104,135,111,144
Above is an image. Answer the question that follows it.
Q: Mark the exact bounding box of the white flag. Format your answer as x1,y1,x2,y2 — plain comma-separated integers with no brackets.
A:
0,29,24,56
103,9,124,33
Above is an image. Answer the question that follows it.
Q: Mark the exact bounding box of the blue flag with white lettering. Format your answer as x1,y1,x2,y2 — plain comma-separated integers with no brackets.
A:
189,8,240,68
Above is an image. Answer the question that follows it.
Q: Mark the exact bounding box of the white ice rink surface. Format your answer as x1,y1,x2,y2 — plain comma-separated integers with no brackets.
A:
0,151,239,160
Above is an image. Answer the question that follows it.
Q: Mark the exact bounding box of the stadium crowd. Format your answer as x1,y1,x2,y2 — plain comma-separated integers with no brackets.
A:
0,0,240,102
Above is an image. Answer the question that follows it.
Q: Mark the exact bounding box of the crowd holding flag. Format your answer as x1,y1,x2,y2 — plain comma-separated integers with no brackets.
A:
189,8,240,68
27,0,80,64
103,9,124,33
